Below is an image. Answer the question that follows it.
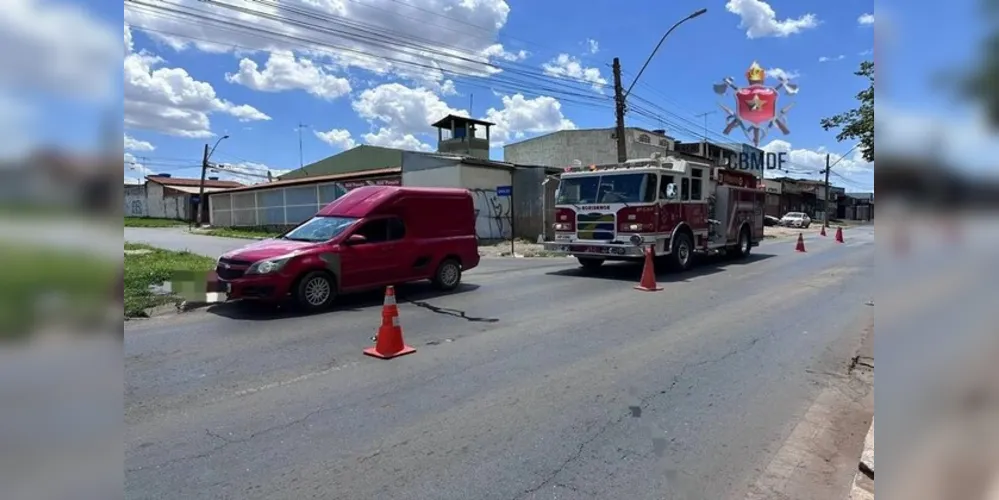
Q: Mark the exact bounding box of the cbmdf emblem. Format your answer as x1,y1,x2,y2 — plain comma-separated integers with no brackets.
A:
712,61,798,148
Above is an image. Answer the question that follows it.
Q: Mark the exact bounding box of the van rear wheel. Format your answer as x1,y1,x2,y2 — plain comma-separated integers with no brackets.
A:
432,259,462,291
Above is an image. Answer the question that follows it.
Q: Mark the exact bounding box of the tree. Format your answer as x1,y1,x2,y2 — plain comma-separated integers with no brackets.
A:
958,0,999,127
820,60,874,163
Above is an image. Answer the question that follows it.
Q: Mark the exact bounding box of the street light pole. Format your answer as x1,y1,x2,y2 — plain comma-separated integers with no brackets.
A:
196,135,229,227
614,8,708,162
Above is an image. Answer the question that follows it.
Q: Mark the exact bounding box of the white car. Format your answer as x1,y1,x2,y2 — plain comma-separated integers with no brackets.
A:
781,212,811,228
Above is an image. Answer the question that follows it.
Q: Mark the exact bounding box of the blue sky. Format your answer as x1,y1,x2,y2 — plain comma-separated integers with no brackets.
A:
115,0,874,190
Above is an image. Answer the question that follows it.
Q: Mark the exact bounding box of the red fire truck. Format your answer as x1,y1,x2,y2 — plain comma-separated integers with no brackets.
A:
543,153,765,271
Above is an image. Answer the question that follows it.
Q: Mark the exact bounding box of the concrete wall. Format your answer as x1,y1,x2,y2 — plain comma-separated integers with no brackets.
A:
460,165,513,240
124,185,148,217
124,183,190,220
512,167,556,241
503,128,674,167
401,152,463,187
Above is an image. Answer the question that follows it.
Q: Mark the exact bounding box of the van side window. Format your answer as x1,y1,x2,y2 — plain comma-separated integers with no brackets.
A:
355,219,389,243
387,217,406,241
356,217,406,243
681,177,690,201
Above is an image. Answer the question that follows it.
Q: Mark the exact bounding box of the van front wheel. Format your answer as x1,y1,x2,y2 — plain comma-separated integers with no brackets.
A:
432,259,462,291
294,271,336,312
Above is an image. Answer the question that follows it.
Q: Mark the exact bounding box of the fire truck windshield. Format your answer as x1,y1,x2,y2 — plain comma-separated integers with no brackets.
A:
556,172,657,205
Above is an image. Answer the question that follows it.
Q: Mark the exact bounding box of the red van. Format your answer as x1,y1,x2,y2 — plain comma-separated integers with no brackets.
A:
215,186,481,311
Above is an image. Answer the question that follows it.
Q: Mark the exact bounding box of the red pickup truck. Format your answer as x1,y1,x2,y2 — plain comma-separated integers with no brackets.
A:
215,186,481,311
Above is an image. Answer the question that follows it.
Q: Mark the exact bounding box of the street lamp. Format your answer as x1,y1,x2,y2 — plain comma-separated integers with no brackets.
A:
196,134,230,227
625,8,708,99
614,8,708,162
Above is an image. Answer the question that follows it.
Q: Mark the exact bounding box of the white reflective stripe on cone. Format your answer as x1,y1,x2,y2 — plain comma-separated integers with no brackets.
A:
384,294,396,305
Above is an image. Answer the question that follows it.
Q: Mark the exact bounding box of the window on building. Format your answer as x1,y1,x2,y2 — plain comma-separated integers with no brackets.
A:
638,134,651,144
690,168,704,201
659,139,670,147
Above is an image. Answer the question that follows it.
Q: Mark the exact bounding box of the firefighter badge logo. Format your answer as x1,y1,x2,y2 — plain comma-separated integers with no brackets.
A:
712,61,798,148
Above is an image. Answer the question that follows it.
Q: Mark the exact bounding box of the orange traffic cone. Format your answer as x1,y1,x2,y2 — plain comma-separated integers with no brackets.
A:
634,246,663,292
364,286,416,359
835,227,844,243
795,233,807,252
820,225,827,237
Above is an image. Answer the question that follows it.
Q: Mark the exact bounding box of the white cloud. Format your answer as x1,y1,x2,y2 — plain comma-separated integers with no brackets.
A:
586,39,599,54
541,54,607,92
124,24,270,138
819,55,846,63
877,103,999,178
725,0,818,39
484,94,576,146
124,134,155,152
767,67,800,81
858,13,875,26
124,152,152,183
363,128,435,151
762,139,873,188
859,49,873,56
124,0,520,85
225,50,352,100
352,83,467,150
314,128,357,150
1,0,120,101
351,82,576,150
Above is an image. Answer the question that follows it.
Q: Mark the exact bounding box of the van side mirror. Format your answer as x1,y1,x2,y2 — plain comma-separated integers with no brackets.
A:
665,183,678,199
346,234,367,245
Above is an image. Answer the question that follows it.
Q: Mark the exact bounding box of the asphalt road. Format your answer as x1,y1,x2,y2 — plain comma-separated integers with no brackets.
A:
125,226,875,500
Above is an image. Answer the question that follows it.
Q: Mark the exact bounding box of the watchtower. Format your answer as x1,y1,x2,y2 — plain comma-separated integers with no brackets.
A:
431,114,494,160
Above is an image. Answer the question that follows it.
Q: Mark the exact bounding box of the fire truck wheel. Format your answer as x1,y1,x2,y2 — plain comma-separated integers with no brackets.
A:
577,257,605,271
670,233,694,272
734,226,752,259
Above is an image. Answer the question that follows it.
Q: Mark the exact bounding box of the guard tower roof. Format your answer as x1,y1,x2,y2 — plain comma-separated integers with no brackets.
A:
431,114,495,128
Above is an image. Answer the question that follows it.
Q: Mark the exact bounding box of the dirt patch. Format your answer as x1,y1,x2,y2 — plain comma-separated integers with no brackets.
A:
478,239,566,258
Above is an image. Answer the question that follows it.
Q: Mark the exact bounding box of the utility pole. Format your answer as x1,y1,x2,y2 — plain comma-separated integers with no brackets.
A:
823,153,831,228
613,57,628,163
196,135,228,227
196,143,209,227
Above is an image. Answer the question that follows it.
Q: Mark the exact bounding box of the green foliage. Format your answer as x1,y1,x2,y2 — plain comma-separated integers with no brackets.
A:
199,227,284,240
820,61,875,163
124,243,217,317
960,1,999,126
124,217,187,227
0,245,115,339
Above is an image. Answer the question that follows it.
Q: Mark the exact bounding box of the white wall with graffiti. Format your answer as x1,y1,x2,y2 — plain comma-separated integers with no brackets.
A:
124,182,191,220
400,153,513,240
460,165,512,240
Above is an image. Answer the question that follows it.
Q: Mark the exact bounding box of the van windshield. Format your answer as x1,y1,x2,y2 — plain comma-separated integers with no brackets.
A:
281,216,358,242
557,173,657,204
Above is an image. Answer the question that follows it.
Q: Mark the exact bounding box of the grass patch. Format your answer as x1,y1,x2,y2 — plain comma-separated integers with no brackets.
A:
198,227,283,239
124,243,217,318
125,217,187,227
0,244,116,339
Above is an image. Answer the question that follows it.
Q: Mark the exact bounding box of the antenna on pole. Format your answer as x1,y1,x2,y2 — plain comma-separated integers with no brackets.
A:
694,111,717,157
296,123,310,171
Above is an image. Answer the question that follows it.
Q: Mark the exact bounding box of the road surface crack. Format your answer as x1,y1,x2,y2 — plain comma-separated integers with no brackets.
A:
512,419,616,499
408,300,499,323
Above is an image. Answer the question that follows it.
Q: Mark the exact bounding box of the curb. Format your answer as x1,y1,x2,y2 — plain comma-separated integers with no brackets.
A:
847,420,874,499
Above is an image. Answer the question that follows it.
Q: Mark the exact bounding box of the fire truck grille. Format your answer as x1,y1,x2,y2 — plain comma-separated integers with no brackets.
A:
576,213,615,240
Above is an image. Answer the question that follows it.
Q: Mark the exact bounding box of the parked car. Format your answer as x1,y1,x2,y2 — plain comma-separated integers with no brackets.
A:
764,215,781,227
215,186,481,311
780,212,811,228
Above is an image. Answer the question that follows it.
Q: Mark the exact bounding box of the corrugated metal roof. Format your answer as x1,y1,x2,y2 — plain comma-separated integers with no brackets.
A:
163,185,232,194
146,175,244,188
210,167,402,194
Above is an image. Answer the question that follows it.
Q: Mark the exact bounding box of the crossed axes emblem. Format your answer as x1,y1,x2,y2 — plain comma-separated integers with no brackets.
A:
713,75,798,145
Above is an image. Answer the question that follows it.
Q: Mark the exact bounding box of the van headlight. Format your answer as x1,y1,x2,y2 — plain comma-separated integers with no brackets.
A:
247,257,291,275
